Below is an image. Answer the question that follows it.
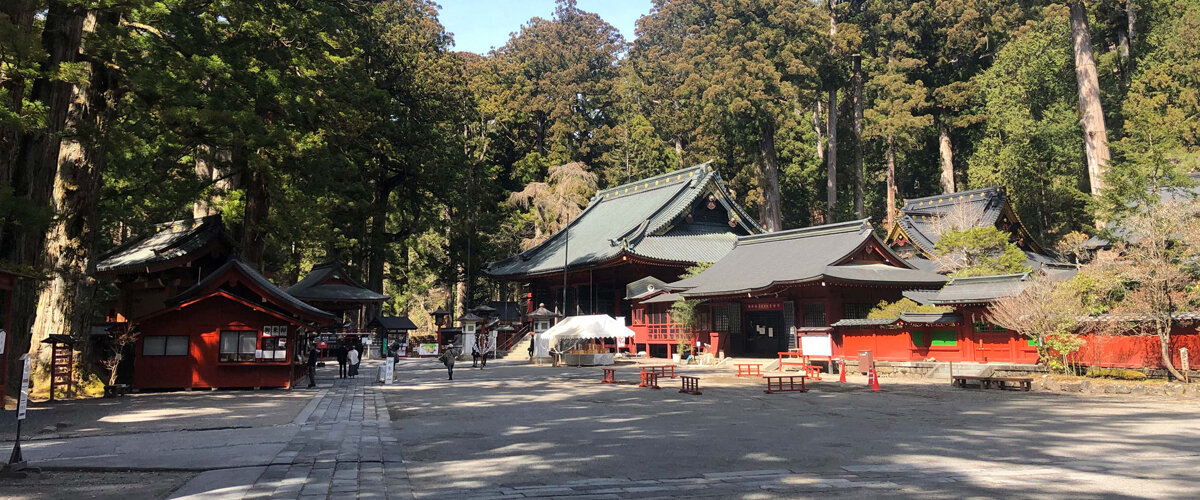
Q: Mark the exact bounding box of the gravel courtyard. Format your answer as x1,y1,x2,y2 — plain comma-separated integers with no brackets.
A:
386,359,1200,499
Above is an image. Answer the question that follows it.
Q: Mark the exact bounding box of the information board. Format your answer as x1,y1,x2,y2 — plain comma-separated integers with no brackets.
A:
800,334,833,357
17,354,30,420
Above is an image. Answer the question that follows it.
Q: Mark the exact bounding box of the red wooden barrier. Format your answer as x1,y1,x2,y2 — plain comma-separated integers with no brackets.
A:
643,365,677,378
679,376,702,395
736,364,762,377
763,375,808,394
601,368,617,384
639,370,661,389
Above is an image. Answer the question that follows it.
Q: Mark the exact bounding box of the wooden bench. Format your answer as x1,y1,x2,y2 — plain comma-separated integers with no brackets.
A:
763,375,808,394
989,376,1032,391
736,364,762,377
638,370,661,389
601,368,617,384
679,376,702,395
778,352,823,380
951,375,991,388
643,365,677,379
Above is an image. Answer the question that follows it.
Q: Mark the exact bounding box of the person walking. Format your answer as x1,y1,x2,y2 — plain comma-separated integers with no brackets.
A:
479,336,489,369
306,343,320,388
471,343,480,368
336,343,349,379
439,345,456,380
347,344,360,378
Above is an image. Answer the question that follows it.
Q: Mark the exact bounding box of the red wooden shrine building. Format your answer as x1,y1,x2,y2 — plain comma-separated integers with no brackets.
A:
95,217,354,390
130,259,335,389
485,163,761,319
833,273,1040,364
633,219,948,358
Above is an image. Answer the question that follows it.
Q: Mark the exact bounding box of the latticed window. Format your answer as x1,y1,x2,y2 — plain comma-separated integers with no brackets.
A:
802,302,826,328
843,303,872,320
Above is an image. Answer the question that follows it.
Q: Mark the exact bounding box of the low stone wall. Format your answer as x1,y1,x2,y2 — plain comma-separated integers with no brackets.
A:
1034,376,1200,398
842,360,1047,378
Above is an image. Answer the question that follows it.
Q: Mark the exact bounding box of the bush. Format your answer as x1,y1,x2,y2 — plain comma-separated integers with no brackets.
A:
1085,368,1148,380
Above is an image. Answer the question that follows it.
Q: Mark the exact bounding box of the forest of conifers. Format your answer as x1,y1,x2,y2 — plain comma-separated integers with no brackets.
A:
1,0,1198,373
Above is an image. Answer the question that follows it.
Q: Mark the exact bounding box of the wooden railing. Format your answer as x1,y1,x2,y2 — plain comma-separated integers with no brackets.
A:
497,322,533,352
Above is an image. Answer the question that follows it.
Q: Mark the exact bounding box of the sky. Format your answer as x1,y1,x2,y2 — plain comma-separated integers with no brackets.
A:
437,0,653,54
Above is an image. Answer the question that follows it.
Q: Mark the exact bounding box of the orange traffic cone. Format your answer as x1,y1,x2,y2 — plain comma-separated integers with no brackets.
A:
868,364,881,392
838,360,847,383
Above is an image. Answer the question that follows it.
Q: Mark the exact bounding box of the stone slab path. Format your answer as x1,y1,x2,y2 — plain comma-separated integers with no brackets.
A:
234,371,413,500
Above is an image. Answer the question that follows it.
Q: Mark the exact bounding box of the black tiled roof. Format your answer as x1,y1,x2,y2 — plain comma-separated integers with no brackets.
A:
286,261,388,302
96,216,232,274
671,220,945,297
367,316,418,331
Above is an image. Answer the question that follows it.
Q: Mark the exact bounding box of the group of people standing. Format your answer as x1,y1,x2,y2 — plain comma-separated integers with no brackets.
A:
335,341,362,379
304,339,364,388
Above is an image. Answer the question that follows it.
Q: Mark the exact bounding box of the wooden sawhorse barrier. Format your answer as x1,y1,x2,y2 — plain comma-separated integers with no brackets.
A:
643,365,677,379
679,376,702,395
639,370,661,389
763,375,808,394
601,368,617,384
736,364,762,377
778,352,823,380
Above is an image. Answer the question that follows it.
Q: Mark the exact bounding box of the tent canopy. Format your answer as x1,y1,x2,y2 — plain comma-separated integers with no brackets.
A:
542,314,635,342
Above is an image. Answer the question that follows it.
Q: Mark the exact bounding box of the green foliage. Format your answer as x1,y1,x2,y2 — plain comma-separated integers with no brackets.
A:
680,262,713,279
934,226,1031,277
668,298,700,330
866,298,950,319
1085,368,1148,381
966,6,1092,240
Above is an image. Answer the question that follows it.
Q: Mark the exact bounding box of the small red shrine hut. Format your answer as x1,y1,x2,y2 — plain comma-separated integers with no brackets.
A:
635,219,946,359
130,259,336,390
833,274,1040,364
485,163,760,321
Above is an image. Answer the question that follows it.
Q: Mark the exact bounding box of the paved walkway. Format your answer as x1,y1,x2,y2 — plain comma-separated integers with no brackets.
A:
170,363,413,499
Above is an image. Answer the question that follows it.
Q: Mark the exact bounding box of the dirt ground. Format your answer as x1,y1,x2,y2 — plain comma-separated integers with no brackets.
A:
386,359,1200,498
0,470,195,499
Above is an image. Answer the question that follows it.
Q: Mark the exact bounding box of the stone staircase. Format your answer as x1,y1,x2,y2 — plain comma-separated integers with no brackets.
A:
500,334,533,361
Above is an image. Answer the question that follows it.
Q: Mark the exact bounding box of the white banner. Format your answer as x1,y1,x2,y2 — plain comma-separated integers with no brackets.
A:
18,354,31,420
384,356,395,384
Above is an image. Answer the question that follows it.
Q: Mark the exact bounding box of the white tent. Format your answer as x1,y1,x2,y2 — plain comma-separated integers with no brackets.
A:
541,314,635,342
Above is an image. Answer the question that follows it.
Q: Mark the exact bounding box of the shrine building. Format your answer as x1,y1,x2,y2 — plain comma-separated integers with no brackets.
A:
485,163,760,320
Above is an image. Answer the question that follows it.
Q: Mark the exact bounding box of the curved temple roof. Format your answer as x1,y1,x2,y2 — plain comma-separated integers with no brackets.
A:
486,163,761,278
671,220,946,298
287,261,388,303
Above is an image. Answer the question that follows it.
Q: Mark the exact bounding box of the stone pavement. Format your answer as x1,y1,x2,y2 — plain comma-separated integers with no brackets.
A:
206,366,413,500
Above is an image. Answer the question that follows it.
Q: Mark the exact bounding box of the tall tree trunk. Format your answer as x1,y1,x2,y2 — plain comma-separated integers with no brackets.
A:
826,5,839,221
938,120,955,194
193,146,233,218
1158,322,1186,381
812,101,824,163
1069,1,1111,197
0,0,38,183
758,119,783,232
885,135,897,229
29,10,115,383
673,136,683,169
241,164,270,268
852,55,864,218
4,1,87,402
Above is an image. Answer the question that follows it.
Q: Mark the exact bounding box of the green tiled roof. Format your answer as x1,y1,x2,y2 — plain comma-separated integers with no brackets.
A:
486,163,760,278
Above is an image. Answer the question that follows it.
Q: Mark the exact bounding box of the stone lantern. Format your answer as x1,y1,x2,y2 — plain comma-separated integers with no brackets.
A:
456,311,485,354
526,303,562,361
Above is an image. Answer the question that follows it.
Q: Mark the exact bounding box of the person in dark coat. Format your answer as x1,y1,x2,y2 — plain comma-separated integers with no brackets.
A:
336,344,349,379
439,345,457,380
306,344,320,388
471,343,480,368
